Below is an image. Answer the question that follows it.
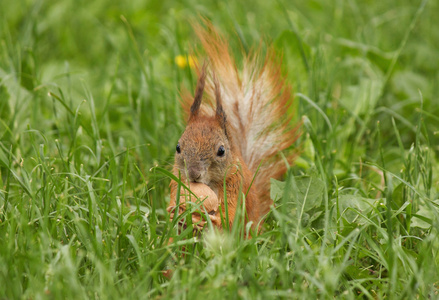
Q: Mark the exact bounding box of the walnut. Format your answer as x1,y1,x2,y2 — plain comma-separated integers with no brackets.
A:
180,183,219,214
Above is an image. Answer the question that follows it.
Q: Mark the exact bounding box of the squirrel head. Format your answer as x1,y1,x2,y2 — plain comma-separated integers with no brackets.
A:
175,64,234,188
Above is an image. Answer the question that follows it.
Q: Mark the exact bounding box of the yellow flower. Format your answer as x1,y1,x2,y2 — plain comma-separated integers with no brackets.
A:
175,55,197,69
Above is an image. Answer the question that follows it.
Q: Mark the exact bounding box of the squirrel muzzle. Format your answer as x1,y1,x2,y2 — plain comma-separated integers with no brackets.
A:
187,165,205,182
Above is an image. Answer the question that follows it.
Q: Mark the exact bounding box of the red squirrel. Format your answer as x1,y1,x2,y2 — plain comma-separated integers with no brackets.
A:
167,24,299,232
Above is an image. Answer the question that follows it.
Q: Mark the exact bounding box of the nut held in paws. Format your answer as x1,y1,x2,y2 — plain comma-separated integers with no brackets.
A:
181,183,219,213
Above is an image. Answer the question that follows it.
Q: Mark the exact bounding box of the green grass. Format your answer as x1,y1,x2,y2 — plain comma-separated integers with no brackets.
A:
1,0,439,298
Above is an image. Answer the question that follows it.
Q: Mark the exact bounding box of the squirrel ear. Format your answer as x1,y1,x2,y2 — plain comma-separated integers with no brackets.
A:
213,72,229,138
189,61,208,120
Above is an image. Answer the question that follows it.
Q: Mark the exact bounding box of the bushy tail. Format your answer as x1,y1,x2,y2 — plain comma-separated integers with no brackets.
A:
181,23,300,211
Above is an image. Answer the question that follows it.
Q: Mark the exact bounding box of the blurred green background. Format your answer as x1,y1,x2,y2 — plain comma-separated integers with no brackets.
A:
1,0,438,298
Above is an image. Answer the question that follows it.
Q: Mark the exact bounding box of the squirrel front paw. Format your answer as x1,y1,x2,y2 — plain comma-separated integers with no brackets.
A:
167,205,222,230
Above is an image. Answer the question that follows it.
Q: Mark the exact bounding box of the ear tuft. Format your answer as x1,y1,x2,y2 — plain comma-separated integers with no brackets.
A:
213,72,228,138
189,61,208,120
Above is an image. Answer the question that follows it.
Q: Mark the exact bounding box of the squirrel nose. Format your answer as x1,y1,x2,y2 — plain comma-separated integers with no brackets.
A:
188,167,202,182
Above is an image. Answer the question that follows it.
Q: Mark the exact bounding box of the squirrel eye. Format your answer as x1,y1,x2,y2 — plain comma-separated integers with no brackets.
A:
217,145,225,157
176,143,181,154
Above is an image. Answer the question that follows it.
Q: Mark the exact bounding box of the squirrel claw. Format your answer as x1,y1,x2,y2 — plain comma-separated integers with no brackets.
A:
167,207,222,230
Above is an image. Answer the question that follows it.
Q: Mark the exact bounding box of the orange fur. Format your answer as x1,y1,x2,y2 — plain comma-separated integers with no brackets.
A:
170,23,300,231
